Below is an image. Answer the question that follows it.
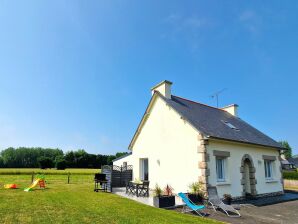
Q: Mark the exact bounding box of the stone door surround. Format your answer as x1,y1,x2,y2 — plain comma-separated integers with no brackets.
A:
240,154,257,196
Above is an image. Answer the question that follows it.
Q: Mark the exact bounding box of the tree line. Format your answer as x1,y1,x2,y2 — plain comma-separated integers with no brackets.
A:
0,147,128,169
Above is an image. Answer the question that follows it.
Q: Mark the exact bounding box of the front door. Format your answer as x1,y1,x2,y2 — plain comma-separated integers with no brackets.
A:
244,161,251,194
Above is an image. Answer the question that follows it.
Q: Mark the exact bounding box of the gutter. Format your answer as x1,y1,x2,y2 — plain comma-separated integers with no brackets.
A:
207,136,286,150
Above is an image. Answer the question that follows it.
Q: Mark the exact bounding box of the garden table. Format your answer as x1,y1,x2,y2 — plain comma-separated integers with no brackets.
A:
129,181,144,197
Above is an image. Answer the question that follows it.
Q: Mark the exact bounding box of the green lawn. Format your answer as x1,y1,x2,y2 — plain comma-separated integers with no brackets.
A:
0,173,221,224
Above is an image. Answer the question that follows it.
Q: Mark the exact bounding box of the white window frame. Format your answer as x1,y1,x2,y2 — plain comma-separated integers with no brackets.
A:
216,157,226,182
139,158,149,181
264,160,273,179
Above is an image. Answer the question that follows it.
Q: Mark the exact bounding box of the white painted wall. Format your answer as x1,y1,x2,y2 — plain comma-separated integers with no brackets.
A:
221,104,238,116
123,93,283,198
130,96,200,193
207,140,283,198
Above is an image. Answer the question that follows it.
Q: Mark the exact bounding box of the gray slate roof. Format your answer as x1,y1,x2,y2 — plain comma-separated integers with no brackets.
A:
288,158,298,166
112,152,132,162
160,93,283,149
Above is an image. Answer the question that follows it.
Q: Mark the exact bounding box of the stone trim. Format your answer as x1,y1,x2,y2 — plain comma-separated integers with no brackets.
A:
199,162,207,169
205,153,210,162
213,150,230,157
197,145,206,153
240,154,257,197
201,168,210,177
262,155,276,161
197,133,209,195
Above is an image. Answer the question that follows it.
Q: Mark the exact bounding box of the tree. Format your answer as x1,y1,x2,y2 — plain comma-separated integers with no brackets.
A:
38,156,54,169
0,147,126,168
0,157,4,168
115,152,129,158
107,155,116,165
279,140,292,159
56,159,67,170
0,147,63,168
64,151,75,168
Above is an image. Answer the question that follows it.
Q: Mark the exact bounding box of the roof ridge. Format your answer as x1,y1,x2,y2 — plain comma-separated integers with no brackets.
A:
172,95,226,112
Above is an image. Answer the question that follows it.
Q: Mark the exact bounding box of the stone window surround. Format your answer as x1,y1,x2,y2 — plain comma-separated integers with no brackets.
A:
262,155,277,161
213,150,230,157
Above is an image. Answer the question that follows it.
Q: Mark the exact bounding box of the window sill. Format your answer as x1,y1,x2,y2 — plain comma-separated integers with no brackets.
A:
265,179,278,183
216,182,231,186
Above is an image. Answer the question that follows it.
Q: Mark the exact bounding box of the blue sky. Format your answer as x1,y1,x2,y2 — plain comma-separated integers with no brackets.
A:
0,1,297,155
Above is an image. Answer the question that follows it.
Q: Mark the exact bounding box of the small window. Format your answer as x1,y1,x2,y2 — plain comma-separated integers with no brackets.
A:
264,160,273,179
222,120,239,130
123,162,127,168
216,157,226,182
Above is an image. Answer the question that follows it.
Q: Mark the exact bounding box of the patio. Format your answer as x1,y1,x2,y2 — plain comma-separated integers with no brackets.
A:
176,199,298,224
113,187,298,224
173,191,298,224
113,187,185,207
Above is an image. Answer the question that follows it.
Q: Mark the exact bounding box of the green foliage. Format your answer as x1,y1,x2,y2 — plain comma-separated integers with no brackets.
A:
188,182,203,195
0,147,63,168
153,184,162,197
279,140,292,159
56,159,67,170
0,147,128,169
283,171,298,180
223,194,232,199
64,150,113,168
115,152,129,158
38,156,54,169
0,168,99,175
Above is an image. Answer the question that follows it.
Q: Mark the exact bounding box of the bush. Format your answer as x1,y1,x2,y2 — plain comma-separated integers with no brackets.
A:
56,159,67,170
38,156,54,169
188,182,203,195
283,171,298,180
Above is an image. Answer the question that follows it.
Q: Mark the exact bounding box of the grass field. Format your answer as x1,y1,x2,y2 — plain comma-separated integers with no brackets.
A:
0,170,220,224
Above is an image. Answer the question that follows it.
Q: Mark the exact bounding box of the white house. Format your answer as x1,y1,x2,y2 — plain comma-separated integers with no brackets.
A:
114,80,284,198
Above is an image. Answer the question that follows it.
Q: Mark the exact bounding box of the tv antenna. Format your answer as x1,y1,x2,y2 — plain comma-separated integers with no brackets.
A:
210,88,227,108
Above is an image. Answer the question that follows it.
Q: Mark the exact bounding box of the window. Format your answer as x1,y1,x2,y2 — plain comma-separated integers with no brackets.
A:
222,120,239,131
216,157,226,182
264,160,273,179
123,162,127,168
140,158,149,181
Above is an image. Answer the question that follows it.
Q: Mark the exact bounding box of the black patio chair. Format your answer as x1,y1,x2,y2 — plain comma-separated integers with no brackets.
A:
126,181,136,195
138,181,150,197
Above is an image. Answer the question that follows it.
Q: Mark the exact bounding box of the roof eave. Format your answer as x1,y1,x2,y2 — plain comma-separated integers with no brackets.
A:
112,152,132,162
207,136,285,150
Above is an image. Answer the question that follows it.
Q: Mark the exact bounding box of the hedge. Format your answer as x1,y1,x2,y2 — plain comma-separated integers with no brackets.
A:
283,171,298,180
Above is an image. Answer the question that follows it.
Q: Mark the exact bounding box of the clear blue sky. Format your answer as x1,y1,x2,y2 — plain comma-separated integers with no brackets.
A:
0,1,297,155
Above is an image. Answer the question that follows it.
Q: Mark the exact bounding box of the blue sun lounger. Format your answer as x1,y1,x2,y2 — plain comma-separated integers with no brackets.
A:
178,192,206,217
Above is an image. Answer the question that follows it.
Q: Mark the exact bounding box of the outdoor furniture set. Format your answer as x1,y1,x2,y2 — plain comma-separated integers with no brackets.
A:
178,186,241,217
126,180,150,197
